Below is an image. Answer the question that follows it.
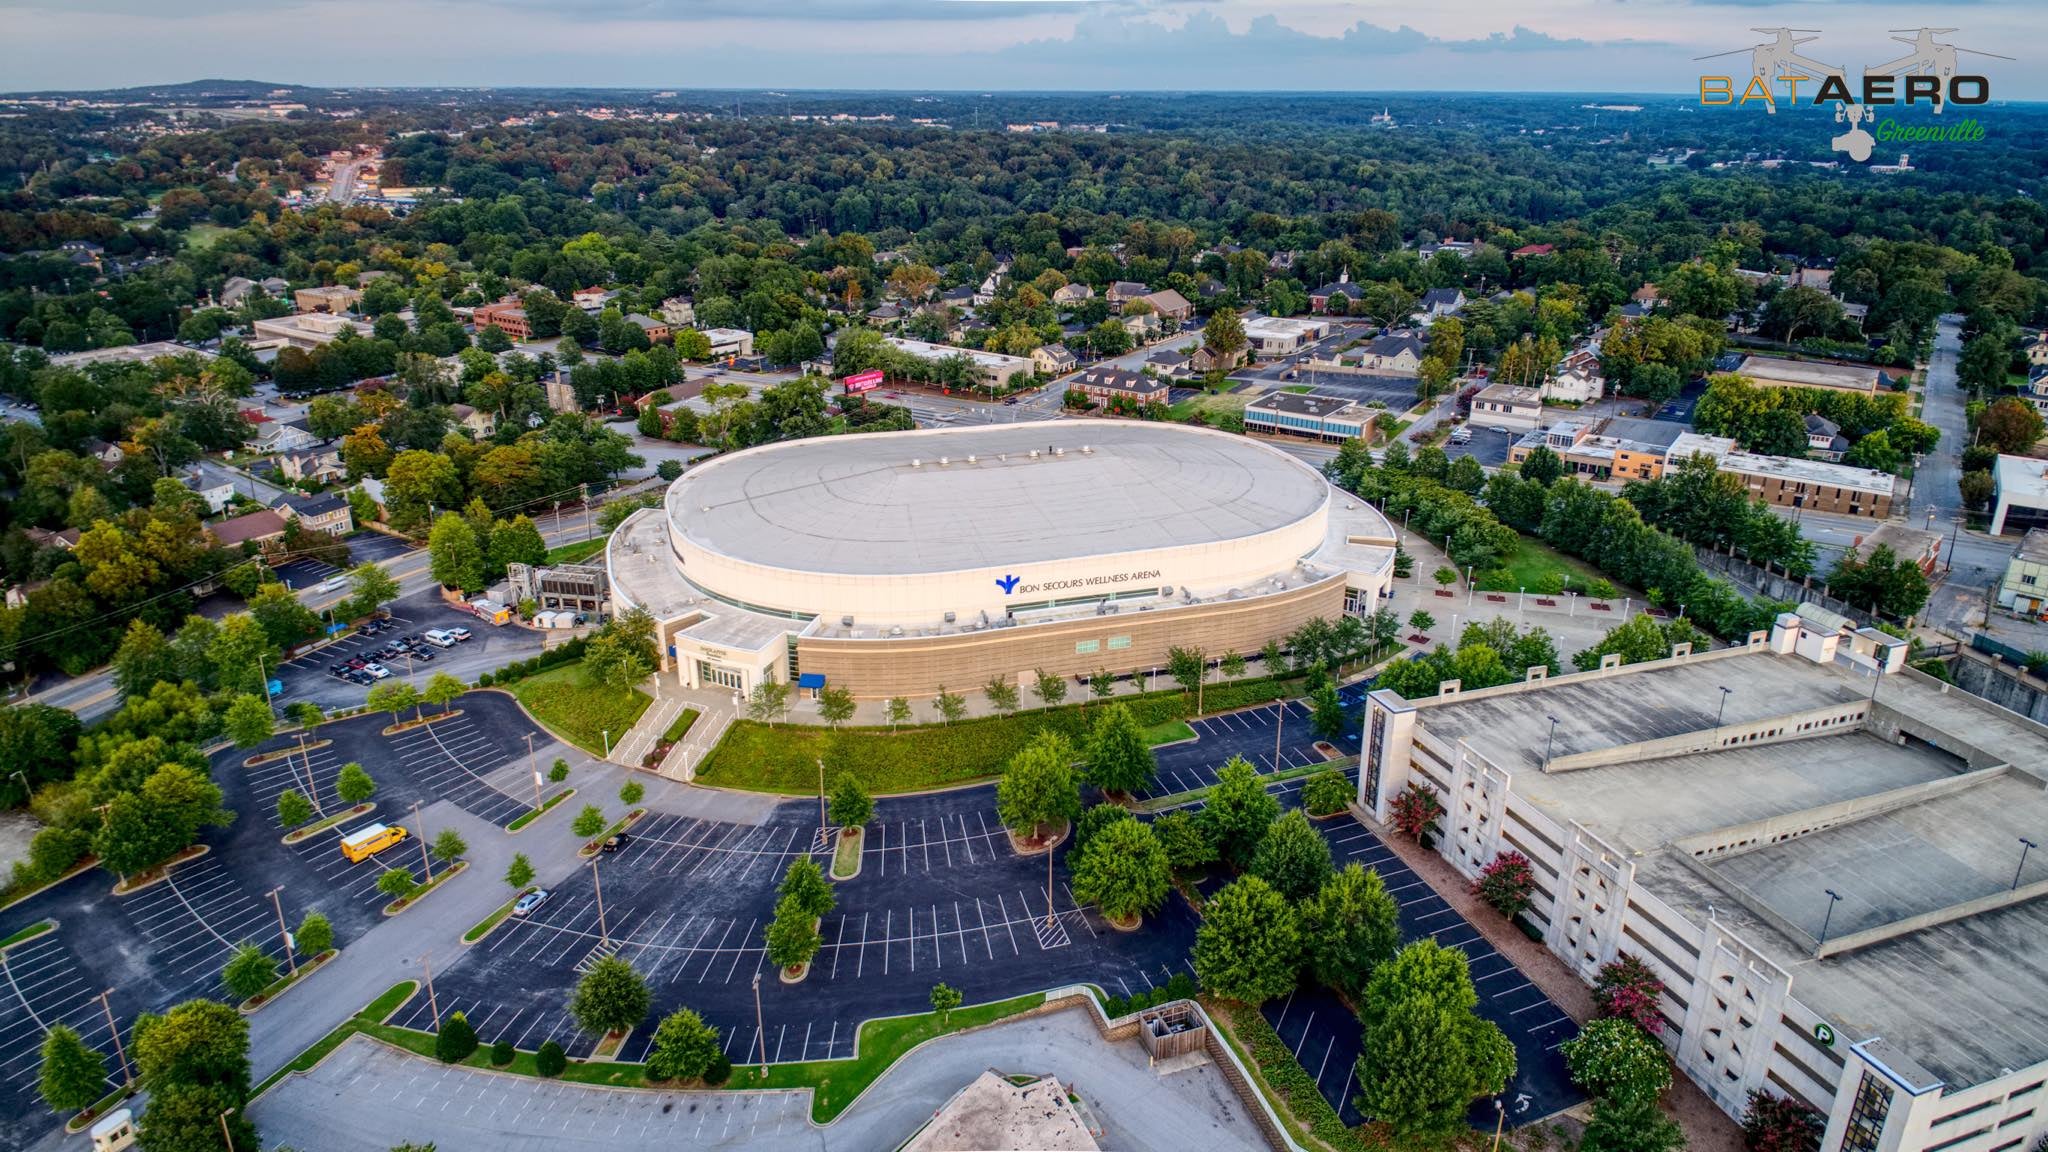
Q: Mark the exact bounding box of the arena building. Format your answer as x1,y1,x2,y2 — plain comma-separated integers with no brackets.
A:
1358,610,2048,1152
608,423,1397,699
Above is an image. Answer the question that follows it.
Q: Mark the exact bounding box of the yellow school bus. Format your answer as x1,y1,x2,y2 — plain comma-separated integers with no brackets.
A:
340,822,409,863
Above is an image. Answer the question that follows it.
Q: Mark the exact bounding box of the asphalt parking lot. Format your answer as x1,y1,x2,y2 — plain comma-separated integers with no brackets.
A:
0,933,122,1126
272,589,546,712
1442,425,1515,469
401,783,1201,1067
272,530,417,592
1132,680,1371,802
1261,818,1583,1127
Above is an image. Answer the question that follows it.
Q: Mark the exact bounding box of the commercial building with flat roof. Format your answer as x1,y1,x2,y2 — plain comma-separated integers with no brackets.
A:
1669,433,1899,518
1996,528,2048,615
1736,355,1884,395
610,423,1395,698
1244,391,1377,444
1240,316,1330,358
1359,615,2048,1152
883,337,1035,391
1469,382,1543,431
1991,454,2048,536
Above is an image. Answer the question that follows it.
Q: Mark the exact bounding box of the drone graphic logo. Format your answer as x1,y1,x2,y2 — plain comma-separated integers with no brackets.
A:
995,574,1021,595
1697,28,2006,161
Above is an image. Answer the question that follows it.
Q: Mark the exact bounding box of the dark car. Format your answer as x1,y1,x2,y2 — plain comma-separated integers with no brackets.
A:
330,664,349,677
347,657,368,670
601,834,630,854
411,649,434,662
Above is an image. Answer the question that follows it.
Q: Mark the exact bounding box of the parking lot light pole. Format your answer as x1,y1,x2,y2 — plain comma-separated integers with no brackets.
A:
817,758,827,842
1274,697,1285,770
752,972,767,1075
602,729,611,759
295,733,325,817
2016,837,2039,891
590,857,610,945
422,951,441,1028
99,990,132,1087
412,801,432,882
1818,889,1843,951
1716,687,1732,729
267,886,297,977
218,1107,237,1152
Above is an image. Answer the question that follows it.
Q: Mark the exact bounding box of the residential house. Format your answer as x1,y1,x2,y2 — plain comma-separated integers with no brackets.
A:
1310,271,1364,315
659,297,696,327
1051,283,1094,306
1789,266,1834,292
938,286,976,309
1119,311,1158,341
1850,523,1942,576
625,314,672,344
1805,414,1850,461
865,303,902,326
293,285,362,314
472,299,532,341
1105,282,1150,311
545,374,578,415
1032,344,1077,376
1511,243,1555,258
1631,283,1661,305
973,271,1004,307
219,276,260,307
252,419,319,455
1542,364,1605,404
700,328,755,359
1136,289,1192,325
1416,240,1477,260
1418,288,1466,319
83,438,125,470
279,447,346,485
23,527,80,552
1357,333,1424,376
1997,528,2048,615
1268,251,1299,273
183,466,238,515
1188,345,1241,374
1073,366,1169,409
275,490,354,537
1469,382,1544,431
1145,350,1193,379
571,286,612,311
450,403,496,438
206,508,289,553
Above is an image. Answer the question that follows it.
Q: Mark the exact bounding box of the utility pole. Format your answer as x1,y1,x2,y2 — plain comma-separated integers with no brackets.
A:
267,886,296,977
99,990,132,1087
218,1107,237,1152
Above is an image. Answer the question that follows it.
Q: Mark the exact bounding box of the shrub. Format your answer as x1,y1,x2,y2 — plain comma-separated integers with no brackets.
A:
1389,782,1443,840
476,673,494,687
1300,769,1352,817
619,780,644,806
1594,953,1668,1035
1743,1091,1828,1152
435,1011,479,1063
295,911,334,957
549,758,570,783
572,805,606,838
491,1039,514,1066
1099,972,1197,1018
1562,1018,1672,1106
1225,1002,1363,1151
1474,850,1537,918
702,1052,732,1086
536,1040,567,1077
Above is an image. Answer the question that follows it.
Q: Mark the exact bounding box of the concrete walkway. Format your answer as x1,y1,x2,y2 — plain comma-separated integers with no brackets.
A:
250,1002,1270,1152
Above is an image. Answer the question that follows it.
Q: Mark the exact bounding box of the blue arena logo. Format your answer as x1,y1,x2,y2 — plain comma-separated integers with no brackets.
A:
995,574,1021,594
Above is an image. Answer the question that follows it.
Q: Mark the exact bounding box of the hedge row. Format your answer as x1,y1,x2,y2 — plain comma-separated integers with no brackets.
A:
1225,1001,1371,1152
1102,972,1197,1020
696,675,1305,794
477,637,588,689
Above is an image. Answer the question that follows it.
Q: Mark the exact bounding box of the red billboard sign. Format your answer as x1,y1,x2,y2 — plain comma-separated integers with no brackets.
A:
842,369,885,394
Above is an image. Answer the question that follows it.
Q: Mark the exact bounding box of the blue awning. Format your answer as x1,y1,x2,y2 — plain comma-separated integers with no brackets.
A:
796,673,826,689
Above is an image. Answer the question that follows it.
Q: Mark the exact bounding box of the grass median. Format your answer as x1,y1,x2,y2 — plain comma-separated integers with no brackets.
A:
699,675,1303,795
511,662,651,758
506,788,573,832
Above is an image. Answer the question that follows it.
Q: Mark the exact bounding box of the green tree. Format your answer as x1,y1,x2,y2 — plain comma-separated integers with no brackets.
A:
1191,875,1300,1004
422,671,466,715
929,982,963,1026
572,804,606,838
1581,1094,1686,1152
1408,609,1436,634
995,730,1082,841
1519,444,1564,486
1300,768,1352,817
505,853,535,890
1301,863,1401,999
1978,396,2045,454
1166,645,1206,697
745,678,792,726
1030,668,1067,710
885,697,912,729
112,618,176,699
571,955,651,1036
431,827,468,867
817,684,856,728
1069,817,1172,925
983,676,1020,716
1204,308,1247,361
1308,679,1346,741
765,893,823,970
247,582,321,649
435,1010,479,1063
1251,809,1334,901
366,680,421,724
38,1024,107,1113
221,943,277,1001
536,1040,568,1077
1152,809,1217,874
1083,702,1156,797
829,774,873,829
646,1008,722,1081
1562,1017,1674,1105
487,515,548,575
276,788,313,829
341,561,400,620
427,512,486,593
133,998,250,1093
222,694,274,749
207,613,276,698
336,762,376,805
295,911,333,957
139,1081,259,1152
1356,939,1517,1139
932,686,967,725
378,867,420,902
778,856,836,920
1198,756,1279,869
619,779,644,806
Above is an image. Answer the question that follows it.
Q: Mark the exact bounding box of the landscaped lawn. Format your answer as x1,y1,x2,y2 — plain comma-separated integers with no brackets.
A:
1166,390,1250,423
510,661,651,757
698,676,1302,794
1473,535,1619,595
180,223,234,250
544,538,607,565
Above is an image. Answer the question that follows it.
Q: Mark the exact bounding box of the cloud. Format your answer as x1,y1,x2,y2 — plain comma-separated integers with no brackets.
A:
0,0,1137,17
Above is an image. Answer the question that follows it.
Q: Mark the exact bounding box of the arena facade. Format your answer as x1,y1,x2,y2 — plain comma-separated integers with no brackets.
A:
608,422,1396,699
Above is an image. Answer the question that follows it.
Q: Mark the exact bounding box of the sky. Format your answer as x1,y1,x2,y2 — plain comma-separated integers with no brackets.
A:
0,0,2040,98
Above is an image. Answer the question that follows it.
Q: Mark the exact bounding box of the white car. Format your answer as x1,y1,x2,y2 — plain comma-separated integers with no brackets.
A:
447,627,472,642
362,662,392,679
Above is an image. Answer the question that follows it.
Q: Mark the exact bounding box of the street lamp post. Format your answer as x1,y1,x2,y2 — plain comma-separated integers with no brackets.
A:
602,729,611,759
219,1107,237,1152
1818,889,1843,950
2016,837,2039,891
99,989,133,1087
1716,686,1732,729
526,732,541,811
752,971,768,1075
1543,715,1559,769
267,885,297,977
412,800,433,882
591,856,610,945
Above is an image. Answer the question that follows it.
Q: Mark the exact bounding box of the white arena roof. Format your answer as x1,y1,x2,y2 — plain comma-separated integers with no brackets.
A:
667,423,1330,577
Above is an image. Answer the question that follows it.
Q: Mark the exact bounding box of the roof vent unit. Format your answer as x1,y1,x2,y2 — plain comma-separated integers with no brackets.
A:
1082,445,1094,454
1054,447,1065,457
1161,585,1173,596
701,506,710,513
943,611,956,623
912,458,922,468
966,455,977,465
939,456,949,466
841,615,854,628
890,625,903,637
1029,450,1040,460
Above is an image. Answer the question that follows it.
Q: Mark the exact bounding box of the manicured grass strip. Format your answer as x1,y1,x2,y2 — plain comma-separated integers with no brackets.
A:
239,949,337,1011
0,920,53,951
507,788,573,832
282,801,376,845
252,981,419,1099
699,675,1305,795
1138,758,1342,814
382,860,467,915
577,809,647,857
544,538,606,565
1472,535,1615,595
465,888,537,944
831,829,863,879
511,661,652,758
1141,719,1197,746
661,708,701,744
63,1084,137,1134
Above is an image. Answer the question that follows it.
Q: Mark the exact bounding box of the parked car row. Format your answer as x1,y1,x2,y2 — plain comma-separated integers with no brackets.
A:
327,629,468,684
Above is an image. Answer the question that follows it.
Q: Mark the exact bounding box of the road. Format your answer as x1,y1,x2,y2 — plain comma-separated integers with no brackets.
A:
326,159,361,204
1903,315,2017,636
